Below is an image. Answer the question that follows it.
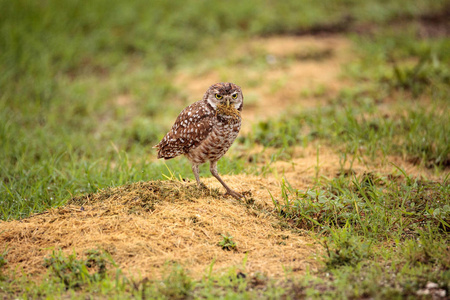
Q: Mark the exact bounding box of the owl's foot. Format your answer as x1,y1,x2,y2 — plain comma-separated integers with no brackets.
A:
209,162,243,200
197,182,208,189
225,189,243,200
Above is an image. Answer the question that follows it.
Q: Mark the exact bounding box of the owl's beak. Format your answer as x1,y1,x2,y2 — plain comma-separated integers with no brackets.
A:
226,99,230,107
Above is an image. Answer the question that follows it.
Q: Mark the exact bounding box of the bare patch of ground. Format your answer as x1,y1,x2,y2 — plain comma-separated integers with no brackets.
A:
268,145,445,189
175,35,353,132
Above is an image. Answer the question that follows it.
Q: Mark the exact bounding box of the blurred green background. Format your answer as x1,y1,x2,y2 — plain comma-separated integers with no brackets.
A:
1,0,449,220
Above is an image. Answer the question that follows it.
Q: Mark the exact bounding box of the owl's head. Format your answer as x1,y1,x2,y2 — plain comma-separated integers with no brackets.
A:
204,82,243,112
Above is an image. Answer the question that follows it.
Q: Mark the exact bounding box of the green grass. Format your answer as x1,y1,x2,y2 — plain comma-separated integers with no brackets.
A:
43,249,114,289
273,170,449,244
1,252,283,299
245,95,449,169
268,170,450,298
1,0,450,298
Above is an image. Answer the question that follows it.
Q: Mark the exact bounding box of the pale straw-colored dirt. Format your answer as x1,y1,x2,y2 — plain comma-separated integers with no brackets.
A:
0,177,321,280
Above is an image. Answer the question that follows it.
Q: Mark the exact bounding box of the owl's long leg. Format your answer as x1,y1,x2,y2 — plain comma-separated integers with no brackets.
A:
209,161,242,199
192,164,207,189
191,164,201,185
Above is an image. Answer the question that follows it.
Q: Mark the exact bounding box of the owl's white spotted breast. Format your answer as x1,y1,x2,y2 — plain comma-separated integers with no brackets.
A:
185,113,241,164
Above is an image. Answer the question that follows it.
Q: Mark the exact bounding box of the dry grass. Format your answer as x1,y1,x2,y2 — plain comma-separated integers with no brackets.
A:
0,177,321,280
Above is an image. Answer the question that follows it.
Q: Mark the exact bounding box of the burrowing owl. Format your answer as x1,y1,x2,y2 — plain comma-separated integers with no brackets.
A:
154,82,243,199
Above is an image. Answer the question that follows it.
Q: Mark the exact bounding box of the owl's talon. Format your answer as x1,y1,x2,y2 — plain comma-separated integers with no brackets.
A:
225,190,243,200
198,182,207,189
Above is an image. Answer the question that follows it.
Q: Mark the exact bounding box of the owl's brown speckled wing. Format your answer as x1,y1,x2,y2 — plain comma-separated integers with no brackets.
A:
154,100,214,159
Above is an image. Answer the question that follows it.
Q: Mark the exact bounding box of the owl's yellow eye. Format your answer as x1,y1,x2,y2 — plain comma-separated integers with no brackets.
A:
215,94,223,100
232,93,238,99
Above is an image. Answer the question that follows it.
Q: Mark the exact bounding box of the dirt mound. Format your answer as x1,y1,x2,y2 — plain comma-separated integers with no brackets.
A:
1,144,441,280
0,177,321,279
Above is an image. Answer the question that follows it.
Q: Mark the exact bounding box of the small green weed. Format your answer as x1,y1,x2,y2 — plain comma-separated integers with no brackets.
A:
0,248,7,281
218,233,237,251
155,264,194,300
323,227,371,268
0,256,6,269
44,249,114,289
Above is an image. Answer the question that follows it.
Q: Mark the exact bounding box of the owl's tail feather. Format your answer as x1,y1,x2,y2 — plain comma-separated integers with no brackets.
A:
157,151,176,160
153,143,162,158
153,142,178,160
